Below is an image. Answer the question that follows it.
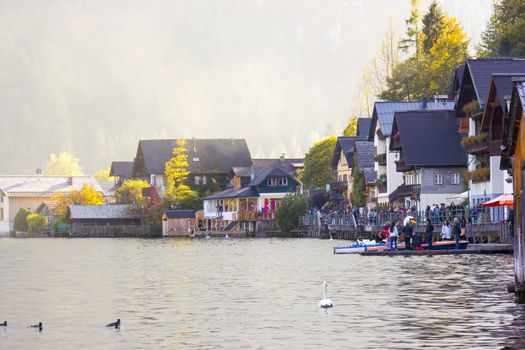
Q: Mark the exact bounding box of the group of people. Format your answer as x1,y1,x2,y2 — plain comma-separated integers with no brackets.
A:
376,217,466,250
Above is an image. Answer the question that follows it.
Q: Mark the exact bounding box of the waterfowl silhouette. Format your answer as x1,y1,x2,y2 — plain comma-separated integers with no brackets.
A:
0,321,6,326
30,322,43,331
106,319,120,329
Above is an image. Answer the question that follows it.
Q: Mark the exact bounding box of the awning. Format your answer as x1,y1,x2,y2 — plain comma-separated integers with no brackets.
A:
482,194,513,207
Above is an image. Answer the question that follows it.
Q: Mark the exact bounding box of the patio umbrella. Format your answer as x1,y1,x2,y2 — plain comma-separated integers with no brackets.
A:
482,194,513,207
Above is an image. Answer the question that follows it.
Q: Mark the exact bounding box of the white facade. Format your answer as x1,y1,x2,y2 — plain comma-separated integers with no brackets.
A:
373,134,403,205
374,133,388,204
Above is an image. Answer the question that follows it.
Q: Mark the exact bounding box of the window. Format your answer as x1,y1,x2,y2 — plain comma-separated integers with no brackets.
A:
194,176,201,185
451,173,460,185
202,175,207,185
278,178,288,186
434,174,443,185
193,157,200,162
267,178,277,187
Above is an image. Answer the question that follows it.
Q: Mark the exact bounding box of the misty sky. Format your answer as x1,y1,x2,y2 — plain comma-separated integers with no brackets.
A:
0,0,492,174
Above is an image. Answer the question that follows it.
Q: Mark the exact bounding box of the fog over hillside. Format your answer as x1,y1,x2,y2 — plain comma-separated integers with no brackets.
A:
0,0,492,174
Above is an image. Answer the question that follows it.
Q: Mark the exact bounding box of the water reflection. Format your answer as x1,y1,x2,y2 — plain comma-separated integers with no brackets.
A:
0,238,523,349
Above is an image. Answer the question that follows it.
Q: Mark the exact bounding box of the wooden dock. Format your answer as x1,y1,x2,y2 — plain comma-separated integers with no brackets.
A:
359,244,513,256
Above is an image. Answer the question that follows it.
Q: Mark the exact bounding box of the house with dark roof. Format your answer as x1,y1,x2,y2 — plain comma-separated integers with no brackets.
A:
368,98,454,205
0,176,103,235
109,161,134,185
454,58,525,207
389,110,467,209
499,78,525,299
131,138,252,195
331,135,367,200
201,165,300,232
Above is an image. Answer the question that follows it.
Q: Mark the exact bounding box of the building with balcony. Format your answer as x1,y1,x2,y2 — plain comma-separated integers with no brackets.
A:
454,58,525,207
368,98,454,205
201,165,300,232
389,110,467,209
330,117,371,201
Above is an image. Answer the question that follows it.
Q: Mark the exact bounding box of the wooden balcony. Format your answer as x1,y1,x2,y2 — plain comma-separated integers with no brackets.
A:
390,134,402,151
461,133,489,154
236,211,276,221
329,181,348,192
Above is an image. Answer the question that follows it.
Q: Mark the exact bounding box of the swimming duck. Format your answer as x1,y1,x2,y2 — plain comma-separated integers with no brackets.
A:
106,319,120,329
30,322,43,331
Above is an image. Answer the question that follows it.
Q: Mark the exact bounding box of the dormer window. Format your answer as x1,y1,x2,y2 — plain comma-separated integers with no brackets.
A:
268,178,277,187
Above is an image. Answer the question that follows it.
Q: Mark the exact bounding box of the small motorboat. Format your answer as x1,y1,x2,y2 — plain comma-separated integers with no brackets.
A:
333,239,468,254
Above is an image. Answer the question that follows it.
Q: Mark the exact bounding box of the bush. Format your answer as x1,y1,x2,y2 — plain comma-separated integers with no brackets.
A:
275,195,308,233
26,213,48,233
13,208,30,232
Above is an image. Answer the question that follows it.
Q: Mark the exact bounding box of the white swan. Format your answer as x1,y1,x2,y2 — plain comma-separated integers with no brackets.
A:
319,281,333,308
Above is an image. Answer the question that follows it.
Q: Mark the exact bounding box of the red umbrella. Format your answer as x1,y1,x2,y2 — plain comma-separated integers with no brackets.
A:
482,194,513,207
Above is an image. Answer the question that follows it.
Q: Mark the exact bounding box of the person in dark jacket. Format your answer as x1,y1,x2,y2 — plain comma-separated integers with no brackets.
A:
452,217,461,249
402,221,413,250
425,218,434,249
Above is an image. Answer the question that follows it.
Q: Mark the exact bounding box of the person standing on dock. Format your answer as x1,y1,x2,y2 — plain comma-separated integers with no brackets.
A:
425,218,434,249
441,220,451,241
452,217,461,249
402,220,413,250
389,221,399,250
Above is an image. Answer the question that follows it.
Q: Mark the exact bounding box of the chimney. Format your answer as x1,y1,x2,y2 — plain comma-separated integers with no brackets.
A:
422,97,427,109
36,168,42,175
280,153,285,162
68,176,74,185
434,95,448,109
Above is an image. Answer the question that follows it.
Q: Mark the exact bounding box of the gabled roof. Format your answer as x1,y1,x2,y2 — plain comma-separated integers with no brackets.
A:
0,176,103,197
246,166,299,187
456,58,525,116
356,118,372,137
354,141,375,169
109,161,134,177
450,64,466,95
133,138,252,176
330,136,367,169
501,79,525,170
164,210,196,219
391,110,467,167
67,204,139,220
481,73,525,131
368,100,455,140
203,186,259,200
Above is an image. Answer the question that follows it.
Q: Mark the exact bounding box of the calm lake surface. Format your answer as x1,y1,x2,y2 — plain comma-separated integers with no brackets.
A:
1,238,524,349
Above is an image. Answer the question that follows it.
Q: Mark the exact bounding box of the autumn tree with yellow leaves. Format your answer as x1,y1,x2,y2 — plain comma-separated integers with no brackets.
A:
52,184,104,219
164,139,199,209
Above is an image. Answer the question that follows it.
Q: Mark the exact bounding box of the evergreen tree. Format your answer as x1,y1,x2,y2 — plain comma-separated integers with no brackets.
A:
351,153,366,207
478,0,525,57
399,0,422,60
422,0,445,54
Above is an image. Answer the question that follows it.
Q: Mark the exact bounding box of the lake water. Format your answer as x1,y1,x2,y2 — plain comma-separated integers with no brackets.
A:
0,238,524,349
